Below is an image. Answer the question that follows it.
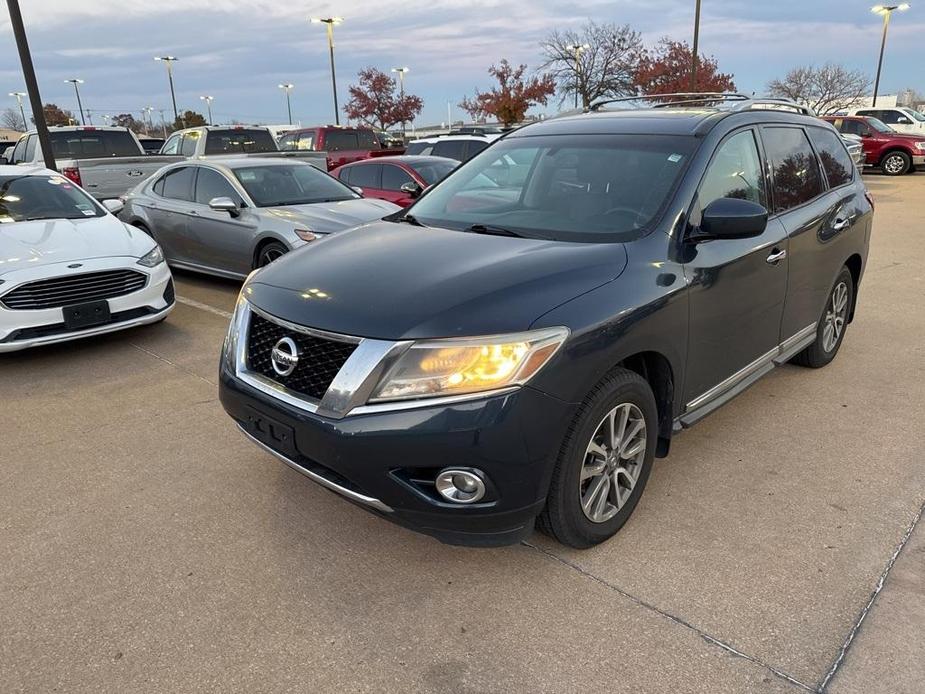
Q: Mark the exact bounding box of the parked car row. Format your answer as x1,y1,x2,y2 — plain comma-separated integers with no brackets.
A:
824,115,925,176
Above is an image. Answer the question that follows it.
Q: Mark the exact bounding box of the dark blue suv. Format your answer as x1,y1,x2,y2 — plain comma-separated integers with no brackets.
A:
219,95,872,548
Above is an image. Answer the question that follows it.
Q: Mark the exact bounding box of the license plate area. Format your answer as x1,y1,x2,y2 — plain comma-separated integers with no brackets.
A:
243,405,297,458
63,300,111,330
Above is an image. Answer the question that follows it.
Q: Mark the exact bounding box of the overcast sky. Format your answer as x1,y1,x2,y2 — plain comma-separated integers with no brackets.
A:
2,1,923,129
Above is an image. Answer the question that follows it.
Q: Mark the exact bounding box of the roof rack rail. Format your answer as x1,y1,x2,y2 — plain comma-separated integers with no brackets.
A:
588,93,815,116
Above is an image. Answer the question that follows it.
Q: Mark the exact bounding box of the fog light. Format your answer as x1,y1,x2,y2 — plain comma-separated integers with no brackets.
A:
435,469,486,504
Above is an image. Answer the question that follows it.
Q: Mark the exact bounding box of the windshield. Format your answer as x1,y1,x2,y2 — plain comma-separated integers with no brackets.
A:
233,164,360,207
204,129,276,154
413,160,457,185
866,117,893,133
900,108,925,123
0,174,103,222
405,134,697,242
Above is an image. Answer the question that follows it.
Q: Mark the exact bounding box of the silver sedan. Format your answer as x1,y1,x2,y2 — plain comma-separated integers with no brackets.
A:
121,157,400,279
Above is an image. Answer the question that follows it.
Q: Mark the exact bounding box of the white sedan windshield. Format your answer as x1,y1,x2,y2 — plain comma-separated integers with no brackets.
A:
0,175,103,223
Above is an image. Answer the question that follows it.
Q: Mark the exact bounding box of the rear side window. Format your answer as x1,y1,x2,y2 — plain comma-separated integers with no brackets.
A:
698,130,767,210
48,130,141,158
161,166,196,201
466,140,489,159
404,141,432,156
356,130,378,149
432,140,466,161
762,127,824,214
324,131,359,151
337,167,352,183
204,129,276,154
838,119,871,137
807,127,854,188
349,163,381,188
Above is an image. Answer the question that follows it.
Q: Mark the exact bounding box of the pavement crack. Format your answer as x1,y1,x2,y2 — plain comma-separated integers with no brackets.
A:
522,540,818,693
128,342,217,388
818,498,925,692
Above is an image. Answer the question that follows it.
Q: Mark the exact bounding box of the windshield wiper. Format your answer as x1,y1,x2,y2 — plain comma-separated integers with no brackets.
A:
464,223,524,238
397,213,424,226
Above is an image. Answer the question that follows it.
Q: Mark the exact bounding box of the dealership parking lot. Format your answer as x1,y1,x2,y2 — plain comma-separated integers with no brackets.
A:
2,172,923,692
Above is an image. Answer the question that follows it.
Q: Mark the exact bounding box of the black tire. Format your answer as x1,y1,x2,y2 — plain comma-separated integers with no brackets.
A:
880,150,911,176
538,368,658,549
255,241,288,268
793,266,854,369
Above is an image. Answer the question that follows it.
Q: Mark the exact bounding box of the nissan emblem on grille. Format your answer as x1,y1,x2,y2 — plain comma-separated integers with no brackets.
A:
271,337,300,376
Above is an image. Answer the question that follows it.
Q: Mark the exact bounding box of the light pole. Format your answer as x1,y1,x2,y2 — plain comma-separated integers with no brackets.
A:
64,78,86,125
565,44,589,108
9,91,27,130
871,4,910,106
391,67,409,134
142,106,154,134
690,0,702,91
310,17,343,125
200,95,214,125
154,56,179,125
278,84,294,125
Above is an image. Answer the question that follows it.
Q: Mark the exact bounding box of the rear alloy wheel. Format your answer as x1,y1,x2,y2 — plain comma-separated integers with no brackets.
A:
793,266,855,368
881,151,911,176
538,368,657,548
256,241,288,268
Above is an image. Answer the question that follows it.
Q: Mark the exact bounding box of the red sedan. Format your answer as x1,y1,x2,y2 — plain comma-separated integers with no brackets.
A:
332,156,457,207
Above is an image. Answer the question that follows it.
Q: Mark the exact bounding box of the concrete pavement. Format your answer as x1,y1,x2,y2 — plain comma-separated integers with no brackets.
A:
1,173,923,693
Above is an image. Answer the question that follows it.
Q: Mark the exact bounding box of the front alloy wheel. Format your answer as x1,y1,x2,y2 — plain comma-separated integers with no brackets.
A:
881,151,910,176
580,404,647,523
256,241,288,268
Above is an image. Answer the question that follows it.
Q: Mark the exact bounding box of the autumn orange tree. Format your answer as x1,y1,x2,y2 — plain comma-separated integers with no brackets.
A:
460,60,556,126
634,39,735,96
344,67,423,130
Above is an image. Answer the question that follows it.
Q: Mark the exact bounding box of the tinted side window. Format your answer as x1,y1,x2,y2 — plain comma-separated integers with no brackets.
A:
762,127,824,214
195,167,241,205
840,119,870,137
381,164,414,190
404,141,431,156
807,127,853,188
161,167,196,201
337,166,352,183
356,130,378,149
278,133,296,150
324,131,359,151
152,175,166,196
349,164,381,188
465,140,489,159
180,132,200,157
699,130,767,210
876,110,901,124
432,140,466,161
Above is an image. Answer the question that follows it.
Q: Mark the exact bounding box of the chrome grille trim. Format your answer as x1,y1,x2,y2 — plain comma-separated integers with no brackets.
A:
1,269,148,310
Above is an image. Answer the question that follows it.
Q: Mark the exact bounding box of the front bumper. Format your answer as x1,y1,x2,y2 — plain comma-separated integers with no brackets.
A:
913,154,925,167
219,364,575,546
0,258,174,353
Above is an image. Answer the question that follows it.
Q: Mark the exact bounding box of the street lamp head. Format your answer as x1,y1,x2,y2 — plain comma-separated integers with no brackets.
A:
391,67,410,74
310,16,343,24
200,95,214,102
872,3,910,12
64,78,84,85
154,56,178,62
278,83,294,91
9,91,27,97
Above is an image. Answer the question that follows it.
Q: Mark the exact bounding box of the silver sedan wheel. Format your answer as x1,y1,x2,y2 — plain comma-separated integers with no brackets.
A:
579,403,647,524
822,281,849,352
259,247,286,266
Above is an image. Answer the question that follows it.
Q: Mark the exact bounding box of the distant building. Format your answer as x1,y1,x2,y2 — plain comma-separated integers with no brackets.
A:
0,127,24,143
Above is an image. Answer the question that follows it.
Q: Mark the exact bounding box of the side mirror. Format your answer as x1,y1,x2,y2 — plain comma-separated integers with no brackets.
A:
209,196,240,216
695,198,768,241
351,186,364,196
0,157,7,166
400,181,422,198
102,199,124,215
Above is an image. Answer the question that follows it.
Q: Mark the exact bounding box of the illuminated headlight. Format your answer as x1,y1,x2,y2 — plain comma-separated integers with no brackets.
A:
136,245,165,267
914,142,925,152
369,327,569,402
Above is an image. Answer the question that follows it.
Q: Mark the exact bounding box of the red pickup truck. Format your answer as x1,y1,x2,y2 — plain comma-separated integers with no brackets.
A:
277,126,403,171
823,115,925,175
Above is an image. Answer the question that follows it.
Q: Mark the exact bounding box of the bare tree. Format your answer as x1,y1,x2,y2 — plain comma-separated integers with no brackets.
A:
767,64,871,115
1,108,25,131
540,21,643,110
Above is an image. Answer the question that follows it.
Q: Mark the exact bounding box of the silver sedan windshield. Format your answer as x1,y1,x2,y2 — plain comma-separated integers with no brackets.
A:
233,165,359,207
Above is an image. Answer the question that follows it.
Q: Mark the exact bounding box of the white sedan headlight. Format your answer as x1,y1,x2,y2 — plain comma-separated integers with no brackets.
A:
136,245,165,267
369,327,569,402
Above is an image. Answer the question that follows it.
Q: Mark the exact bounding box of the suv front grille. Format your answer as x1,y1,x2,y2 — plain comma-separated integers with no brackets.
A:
246,312,357,401
1,269,148,310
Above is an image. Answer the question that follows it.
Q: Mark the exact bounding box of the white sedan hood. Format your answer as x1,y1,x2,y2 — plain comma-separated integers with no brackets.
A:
0,215,155,275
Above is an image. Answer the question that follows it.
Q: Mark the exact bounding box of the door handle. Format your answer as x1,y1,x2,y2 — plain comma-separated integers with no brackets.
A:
832,218,850,231
766,248,787,265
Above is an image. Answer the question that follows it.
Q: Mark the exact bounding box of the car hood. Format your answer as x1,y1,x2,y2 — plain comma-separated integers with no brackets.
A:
888,133,925,143
246,221,628,340
0,215,154,275
262,198,399,234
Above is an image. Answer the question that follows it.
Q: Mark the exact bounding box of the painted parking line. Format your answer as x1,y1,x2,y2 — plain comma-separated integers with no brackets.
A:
176,295,234,320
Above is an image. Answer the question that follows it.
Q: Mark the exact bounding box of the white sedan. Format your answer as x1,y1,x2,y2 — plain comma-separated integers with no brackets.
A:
0,166,174,353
